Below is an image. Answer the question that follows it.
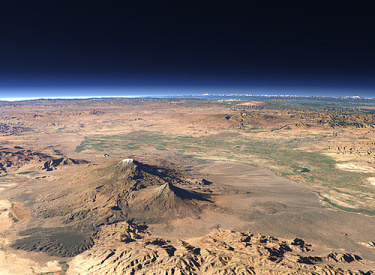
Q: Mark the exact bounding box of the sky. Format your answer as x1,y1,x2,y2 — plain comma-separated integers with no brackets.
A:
0,1,374,99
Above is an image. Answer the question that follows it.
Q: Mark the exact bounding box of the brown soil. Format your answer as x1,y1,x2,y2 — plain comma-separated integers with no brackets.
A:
0,146,88,175
68,220,374,274
0,98,375,274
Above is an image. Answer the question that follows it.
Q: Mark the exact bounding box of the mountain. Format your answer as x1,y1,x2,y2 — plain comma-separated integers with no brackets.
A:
11,159,212,257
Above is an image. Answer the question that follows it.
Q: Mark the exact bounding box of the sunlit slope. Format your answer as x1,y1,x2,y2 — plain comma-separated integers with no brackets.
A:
75,100,375,215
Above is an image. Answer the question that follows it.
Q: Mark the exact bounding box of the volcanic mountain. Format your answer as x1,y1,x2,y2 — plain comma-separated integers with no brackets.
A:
60,159,213,225
8,159,375,273
11,159,213,256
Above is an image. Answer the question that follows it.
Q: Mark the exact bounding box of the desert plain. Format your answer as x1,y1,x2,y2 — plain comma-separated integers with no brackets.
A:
0,96,375,274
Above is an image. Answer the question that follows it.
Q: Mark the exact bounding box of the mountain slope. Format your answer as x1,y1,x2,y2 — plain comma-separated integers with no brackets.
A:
11,159,212,257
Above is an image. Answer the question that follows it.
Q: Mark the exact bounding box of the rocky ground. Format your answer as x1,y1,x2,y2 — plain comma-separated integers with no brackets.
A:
0,158,373,274
69,222,374,275
0,98,375,274
0,146,88,175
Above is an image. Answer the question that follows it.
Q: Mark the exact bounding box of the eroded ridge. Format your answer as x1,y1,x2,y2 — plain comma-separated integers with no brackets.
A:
68,220,374,275
0,146,88,174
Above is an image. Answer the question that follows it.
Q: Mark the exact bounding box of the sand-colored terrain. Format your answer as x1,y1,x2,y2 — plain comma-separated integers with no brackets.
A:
68,223,374,274
0,97,375,274
2,158,375,274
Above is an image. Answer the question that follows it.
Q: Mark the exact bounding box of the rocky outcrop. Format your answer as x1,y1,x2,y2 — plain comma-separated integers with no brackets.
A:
0,123,31,135
0,146,88,174
40,157,88,171
68,222,374,275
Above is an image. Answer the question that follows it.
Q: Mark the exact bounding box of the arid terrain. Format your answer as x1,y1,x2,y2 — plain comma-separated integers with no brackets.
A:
0,97,375,274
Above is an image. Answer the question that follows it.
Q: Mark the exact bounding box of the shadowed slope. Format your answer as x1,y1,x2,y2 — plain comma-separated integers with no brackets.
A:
11,159,213,257
77,159,212,223
128,181,213,223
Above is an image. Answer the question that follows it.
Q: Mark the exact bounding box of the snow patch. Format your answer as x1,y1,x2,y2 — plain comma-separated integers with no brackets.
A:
120,158,133,164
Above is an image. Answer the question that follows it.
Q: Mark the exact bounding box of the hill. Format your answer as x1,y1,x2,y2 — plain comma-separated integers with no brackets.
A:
11,159,212,257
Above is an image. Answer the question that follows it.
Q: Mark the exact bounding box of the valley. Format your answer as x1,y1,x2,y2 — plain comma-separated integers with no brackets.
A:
0,97,375,274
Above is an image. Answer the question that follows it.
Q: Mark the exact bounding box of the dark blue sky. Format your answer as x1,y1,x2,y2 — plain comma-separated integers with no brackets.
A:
0,1,374,99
